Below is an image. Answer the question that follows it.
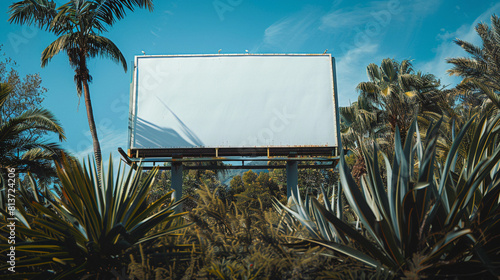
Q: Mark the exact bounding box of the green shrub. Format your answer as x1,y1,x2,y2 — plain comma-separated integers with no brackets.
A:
150,184,358,280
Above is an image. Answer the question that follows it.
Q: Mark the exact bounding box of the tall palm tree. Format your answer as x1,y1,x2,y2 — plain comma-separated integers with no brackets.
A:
8,0,154,172
0,82,65,182
447,14,500,111
356,58,441,143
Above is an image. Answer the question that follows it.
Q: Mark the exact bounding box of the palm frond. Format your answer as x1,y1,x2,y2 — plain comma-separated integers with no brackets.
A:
95,0,154,23
86,34,127,71
8,0,57,30
41,34,73,68
0,83,13,108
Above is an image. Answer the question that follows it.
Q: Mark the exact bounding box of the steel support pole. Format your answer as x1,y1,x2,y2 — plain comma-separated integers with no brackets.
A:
171,162,183,211
286,161,298,199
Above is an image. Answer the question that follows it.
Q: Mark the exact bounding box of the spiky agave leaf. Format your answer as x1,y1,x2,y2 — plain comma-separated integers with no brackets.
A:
277,115,500,278
0,154,191,279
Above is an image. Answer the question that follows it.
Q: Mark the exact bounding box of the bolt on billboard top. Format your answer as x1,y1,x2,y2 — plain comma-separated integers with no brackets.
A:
128,53,339,157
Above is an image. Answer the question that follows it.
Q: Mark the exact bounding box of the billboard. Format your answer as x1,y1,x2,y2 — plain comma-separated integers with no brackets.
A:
128,54,339,157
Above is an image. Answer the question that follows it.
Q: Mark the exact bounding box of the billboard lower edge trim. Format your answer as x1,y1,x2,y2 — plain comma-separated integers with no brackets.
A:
128,146,339,158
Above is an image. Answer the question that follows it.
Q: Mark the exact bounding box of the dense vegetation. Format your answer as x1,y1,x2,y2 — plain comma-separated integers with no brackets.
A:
0,46,65,184
1,2,500,279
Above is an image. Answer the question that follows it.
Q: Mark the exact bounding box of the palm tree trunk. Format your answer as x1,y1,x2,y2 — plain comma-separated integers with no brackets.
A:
82,79,102,174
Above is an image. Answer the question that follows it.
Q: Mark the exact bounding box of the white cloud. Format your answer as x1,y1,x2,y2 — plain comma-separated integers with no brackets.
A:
320,1,391,30
335,43,382,106
318,1,416,59
150,30,160,38
409,0,443,15
416,2,500,88
436,28,455,42
254,8,321,52
320,0,441,30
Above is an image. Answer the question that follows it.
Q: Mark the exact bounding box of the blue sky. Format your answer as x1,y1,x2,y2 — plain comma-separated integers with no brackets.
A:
1,0,499,163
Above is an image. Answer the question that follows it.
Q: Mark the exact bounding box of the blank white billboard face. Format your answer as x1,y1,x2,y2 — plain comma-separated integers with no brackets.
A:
129,54,338,149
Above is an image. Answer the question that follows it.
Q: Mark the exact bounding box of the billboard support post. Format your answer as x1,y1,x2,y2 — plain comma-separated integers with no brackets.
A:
171,161,183,211
286,161,298,199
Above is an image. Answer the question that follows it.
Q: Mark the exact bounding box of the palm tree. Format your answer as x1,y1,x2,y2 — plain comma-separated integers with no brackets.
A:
0,82,65,182
340,94,387,150
447,14,500,111
8,0,154,172
356,58,441,143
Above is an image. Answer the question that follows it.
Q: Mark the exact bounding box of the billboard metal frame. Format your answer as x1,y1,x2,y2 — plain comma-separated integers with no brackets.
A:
120,53,342,204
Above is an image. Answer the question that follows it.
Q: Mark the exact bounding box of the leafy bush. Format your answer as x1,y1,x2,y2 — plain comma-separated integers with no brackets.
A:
148,184,358,280
229,170,283,209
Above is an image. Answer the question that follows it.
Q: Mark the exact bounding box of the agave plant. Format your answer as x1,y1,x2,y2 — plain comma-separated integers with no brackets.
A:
278,115,500,278
273,183,346,242
0,154,190,279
